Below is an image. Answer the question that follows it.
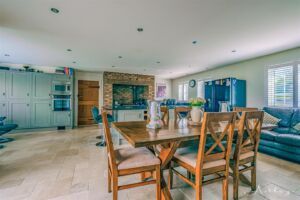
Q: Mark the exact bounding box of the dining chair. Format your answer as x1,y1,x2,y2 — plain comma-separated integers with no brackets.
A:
230,111,264,200
174,107,191,122
169,112,236,200
102,111,161,200
160,106,169,125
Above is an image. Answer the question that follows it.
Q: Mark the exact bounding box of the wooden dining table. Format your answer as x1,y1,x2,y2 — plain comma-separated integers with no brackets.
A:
112,119,276,200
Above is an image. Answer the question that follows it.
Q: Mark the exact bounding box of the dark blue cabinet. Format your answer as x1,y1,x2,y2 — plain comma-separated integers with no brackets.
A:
204,78,246,112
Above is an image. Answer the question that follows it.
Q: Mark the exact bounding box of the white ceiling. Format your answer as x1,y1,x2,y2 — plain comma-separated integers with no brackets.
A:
0,0,300,79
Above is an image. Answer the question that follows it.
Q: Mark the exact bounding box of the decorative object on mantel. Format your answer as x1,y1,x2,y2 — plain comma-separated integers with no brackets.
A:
189,97,205,123
146,100,162,129
189,79,196,88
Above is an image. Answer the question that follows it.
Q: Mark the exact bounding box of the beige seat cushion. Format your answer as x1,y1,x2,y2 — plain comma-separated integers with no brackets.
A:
115,147,160,170
173,147,226,169
239,151,254,160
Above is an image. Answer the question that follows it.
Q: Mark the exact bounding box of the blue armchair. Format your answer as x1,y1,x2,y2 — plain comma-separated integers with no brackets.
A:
0,116,18,149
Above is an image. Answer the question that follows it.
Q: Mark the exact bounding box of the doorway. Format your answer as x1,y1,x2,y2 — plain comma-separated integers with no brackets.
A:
78,80,99,126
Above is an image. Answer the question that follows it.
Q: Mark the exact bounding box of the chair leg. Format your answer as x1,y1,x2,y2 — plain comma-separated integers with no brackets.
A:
156,165,161,200
112,175,118,200
168,163,173,190
195,175,202,200
108,167,112,193
233,166,239,200
251,163,256,191
222,178,228,200
187,171,191,180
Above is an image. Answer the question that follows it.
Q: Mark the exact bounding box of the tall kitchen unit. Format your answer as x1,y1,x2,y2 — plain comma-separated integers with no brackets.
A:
204,78,246,112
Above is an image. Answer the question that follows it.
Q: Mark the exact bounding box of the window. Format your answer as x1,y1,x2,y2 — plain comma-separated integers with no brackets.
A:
267,62,300,107
178,84,183,100
197,80,205,98
178,83,188,101
183,83,188,101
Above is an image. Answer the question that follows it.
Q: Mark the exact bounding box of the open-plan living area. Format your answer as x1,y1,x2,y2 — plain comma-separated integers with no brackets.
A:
0,1,299,200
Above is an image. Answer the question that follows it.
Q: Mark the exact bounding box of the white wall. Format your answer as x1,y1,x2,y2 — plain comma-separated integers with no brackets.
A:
155,78,172,100
74,70,103,126
172,47,300,108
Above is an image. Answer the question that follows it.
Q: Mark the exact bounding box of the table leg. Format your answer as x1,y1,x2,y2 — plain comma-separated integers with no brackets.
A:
158,141,181,200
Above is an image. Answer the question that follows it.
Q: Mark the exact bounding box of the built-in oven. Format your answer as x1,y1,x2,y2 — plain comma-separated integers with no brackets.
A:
52,95,71,111
52,81,71,95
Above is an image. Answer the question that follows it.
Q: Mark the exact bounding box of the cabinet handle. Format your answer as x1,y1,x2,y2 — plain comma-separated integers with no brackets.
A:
27,93,30,96
2,104,5,107
3,92,5,96
49,104,51,107
27,104,29,107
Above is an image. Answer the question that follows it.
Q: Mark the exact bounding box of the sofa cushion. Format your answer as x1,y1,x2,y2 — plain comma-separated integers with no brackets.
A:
272,127,290,134
263,107,294,128
260,130,279,141
259,140,300,155
275,134,300,147
291,109,300,127
263,112,280,125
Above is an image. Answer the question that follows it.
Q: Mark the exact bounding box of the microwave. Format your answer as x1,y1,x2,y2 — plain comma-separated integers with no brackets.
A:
52,81,71,95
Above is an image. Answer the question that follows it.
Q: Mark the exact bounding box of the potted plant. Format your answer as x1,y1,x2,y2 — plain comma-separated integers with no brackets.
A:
189,97,206,123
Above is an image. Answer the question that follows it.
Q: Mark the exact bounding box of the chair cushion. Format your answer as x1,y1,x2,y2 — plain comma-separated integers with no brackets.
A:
173,147,226,169
260,130,279,141
115,147,160,170
275,134,300,147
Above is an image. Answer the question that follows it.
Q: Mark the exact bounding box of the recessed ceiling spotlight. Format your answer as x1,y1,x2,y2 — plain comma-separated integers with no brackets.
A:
4,54,10,57
169,72,173,74
137,27,143,32
118,56,122,59
143,69,146,71
232,50,237,53
67,49,72,52
112,65,116,68
156,61,160,64
72,61,76,64
50,8,60,14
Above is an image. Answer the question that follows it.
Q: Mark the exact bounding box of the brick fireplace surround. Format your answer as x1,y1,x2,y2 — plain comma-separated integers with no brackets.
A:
103,71,155,107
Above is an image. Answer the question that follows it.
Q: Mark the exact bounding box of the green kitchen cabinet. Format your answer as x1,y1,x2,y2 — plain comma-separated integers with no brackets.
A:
53,111,71,126
31,101,52,128
9,101,31,129
32,73,52,100
0,101,8,118
0,70,7,99
8,72,32,99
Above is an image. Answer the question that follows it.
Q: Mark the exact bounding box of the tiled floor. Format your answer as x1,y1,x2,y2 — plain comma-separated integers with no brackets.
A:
0,126,299,200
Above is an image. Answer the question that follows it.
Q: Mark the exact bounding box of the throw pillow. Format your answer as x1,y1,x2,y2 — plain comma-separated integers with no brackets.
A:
293,123,300,132
263,112,280,125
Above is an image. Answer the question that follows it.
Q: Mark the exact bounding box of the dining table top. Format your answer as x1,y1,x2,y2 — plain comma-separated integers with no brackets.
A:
112,120,277,148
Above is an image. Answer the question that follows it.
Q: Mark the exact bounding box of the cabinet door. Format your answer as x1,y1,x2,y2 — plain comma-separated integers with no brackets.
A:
32,73,52,100
0,71,7,99
9,101,30,128
31,101,52,128
53,112,71,126
118,110,144,122
9,72,31,99
0,101,8,118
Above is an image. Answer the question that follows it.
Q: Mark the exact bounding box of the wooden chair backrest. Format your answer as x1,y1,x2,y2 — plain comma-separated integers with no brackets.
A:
174,107,191,122
233,107,258,120
233,111,264,160
160,106,169,125
101,110,117,171
196,112,236,171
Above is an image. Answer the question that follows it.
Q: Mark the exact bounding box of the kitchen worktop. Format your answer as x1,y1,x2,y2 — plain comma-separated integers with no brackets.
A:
103,105,147,110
